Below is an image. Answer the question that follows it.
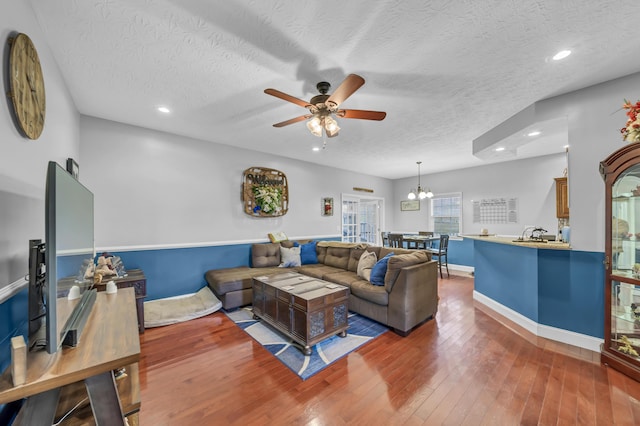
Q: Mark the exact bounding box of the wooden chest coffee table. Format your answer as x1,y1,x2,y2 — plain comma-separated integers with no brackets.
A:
252,272,349,355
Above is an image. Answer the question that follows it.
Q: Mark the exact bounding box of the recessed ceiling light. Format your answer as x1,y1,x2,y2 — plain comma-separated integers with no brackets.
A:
495,147,505,152
552,50,571,61
157,106,171,113
527,131,541,137
312,147,320,152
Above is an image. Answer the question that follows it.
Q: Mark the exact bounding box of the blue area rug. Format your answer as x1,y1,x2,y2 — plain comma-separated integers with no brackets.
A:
225,307,388,380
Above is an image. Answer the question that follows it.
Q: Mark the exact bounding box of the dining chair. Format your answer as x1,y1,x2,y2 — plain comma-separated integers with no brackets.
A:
387,233,404,249
426,234,449,278
381,231,389,247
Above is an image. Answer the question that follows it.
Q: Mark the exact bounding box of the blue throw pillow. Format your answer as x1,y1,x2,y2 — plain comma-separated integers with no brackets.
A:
370,252,394,286
299,241,318,265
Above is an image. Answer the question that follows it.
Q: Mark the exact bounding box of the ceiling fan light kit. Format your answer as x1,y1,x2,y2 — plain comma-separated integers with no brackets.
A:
408,161,433,200
264,74,386,140
306,117,322,136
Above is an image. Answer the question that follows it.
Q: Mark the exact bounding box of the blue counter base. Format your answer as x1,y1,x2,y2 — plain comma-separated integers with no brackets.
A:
472,239,605,347
474,290,603,353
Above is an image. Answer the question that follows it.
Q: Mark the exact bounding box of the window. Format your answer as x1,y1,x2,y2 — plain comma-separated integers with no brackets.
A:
431,193,462,236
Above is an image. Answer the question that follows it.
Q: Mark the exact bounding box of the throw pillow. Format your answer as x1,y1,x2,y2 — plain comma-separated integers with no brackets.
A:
369,252,394,286
279,246,301,267
299,241,318,265
357,251,377,280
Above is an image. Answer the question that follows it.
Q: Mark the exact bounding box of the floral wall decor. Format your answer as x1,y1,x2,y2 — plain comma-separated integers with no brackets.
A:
621,99,640,143
322,197,334,216
242,167,288,217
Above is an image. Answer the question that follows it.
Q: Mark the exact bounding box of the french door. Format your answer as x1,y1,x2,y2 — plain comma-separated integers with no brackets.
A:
341,195,384,244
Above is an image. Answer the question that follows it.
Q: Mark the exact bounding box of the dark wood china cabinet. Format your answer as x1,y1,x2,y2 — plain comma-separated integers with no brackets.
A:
600,143,640,381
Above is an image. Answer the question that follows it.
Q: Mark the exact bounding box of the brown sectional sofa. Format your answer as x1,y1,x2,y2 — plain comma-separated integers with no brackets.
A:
205,241,439,335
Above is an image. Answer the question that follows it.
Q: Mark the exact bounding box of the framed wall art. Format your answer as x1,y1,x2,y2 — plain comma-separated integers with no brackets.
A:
401,200,420,211
242,167,288,217
322,197,334,216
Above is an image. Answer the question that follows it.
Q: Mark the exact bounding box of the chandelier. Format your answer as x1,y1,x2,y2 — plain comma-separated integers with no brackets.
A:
306,112,340,138
407,161,433,200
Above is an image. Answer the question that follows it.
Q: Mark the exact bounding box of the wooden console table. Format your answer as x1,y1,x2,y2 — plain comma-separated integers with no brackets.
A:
94,269,147,333
0,288,140,425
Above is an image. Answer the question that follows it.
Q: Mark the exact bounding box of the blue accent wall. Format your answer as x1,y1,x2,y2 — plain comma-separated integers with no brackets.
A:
0,236,603,392
475,240,539,321
113,244,257,300
0,289,28,382
448,238,474,266
101,237,340,301
473,239,604,338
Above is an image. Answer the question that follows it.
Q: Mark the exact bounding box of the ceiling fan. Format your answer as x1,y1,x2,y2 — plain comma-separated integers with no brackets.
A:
264,74,386,138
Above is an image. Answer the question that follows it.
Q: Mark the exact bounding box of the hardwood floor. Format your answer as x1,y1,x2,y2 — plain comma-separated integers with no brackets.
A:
138,275,640,425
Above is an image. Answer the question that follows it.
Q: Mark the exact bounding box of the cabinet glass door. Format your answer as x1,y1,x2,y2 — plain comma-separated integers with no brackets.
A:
610,165,640,358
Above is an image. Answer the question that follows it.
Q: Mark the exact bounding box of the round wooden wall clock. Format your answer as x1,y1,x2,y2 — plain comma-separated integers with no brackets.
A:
7,33,46,139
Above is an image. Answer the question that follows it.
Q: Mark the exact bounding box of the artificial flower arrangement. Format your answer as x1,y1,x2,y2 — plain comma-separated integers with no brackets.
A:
252,185,282,214
621,99,640,142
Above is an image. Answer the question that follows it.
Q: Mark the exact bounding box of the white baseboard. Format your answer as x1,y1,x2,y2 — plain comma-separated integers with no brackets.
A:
473,291,603,352
449,264,474,274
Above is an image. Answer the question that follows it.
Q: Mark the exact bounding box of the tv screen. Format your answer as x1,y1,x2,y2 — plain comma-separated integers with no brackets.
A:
43,161,95,353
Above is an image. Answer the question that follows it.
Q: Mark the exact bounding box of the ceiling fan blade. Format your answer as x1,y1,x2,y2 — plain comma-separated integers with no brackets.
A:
272,115,311,127
326,74,365,108
337,109,387,121
264,88,311,108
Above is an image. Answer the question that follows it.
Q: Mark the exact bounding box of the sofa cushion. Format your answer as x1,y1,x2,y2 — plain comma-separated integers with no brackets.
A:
384,251,430,292
298,241,318,264
252,243,281,267
316,245,327,264
357,251,377,281
347,247,377,272
323,270,361,287
350,279,389,306
295,264,344,279
348,248,364,272
279,246,301,267
379,246,415,258
324,246,351,269
370,252,394,286
206,266,281,295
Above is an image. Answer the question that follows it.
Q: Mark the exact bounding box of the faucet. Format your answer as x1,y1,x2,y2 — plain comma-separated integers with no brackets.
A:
518,226,536,241
531,227,547,240
517,226,547,241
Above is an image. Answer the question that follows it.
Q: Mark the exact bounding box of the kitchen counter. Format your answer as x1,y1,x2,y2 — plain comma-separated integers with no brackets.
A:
467,233,603,351
462,234,571,250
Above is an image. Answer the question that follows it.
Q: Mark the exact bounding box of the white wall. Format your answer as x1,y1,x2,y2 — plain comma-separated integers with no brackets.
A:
0,0,80,290
559,73,640,252
79,116,395,248
393,154,566,236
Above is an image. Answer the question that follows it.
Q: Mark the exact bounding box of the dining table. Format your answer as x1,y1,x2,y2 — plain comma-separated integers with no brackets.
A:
402,234,440,249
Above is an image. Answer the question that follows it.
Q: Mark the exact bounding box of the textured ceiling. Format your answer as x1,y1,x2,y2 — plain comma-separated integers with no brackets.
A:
29,0,640,179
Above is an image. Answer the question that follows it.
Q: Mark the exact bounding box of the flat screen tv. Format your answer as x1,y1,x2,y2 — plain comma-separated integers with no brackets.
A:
29,161,96,354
